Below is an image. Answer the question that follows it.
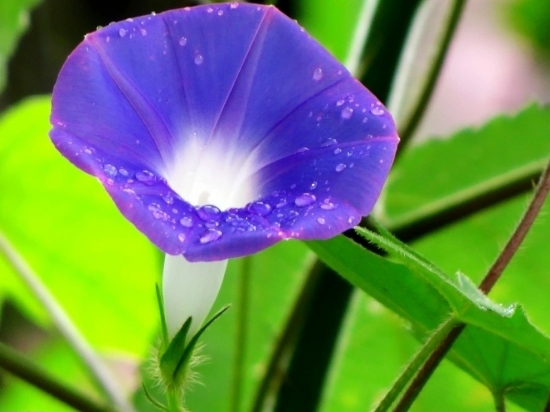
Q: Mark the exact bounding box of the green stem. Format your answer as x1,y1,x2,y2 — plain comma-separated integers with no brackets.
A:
390,0,467,147
250,261,322,411
344,0,380,76
494,393,506,412
0,342,115,412
372,317,458,412
390,157,550,411
231,256,252,412
0,231,133,412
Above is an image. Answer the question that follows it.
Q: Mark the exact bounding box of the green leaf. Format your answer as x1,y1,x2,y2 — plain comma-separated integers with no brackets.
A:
309,234,550,411
0,96,160,355
382,104,550,231
0,0,43,94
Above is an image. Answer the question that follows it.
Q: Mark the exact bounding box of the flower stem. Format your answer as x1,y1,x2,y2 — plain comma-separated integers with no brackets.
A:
0,232,133,412
0,342,115,412
391,156,550,411
230,256,252,412
390,0,467,148
344,0,380,76
371,317,458,412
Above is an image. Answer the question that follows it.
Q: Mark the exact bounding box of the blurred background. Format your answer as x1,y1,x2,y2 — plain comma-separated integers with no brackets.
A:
1,0,550,411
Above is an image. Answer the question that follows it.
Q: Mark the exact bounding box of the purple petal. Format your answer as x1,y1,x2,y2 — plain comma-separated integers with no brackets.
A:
50,3,399,262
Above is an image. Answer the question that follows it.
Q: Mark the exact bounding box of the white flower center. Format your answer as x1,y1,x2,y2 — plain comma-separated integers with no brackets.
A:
166,138,258,210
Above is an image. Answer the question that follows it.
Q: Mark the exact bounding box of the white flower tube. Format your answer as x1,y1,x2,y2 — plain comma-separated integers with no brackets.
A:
162,255,227,340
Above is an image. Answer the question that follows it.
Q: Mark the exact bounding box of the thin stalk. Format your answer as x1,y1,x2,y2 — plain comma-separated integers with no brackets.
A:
0,232,133,412
250,262,321,412
0,342,115,412
230,256,252,412
494,393,506,412
479,158,550,293
372,317,458,412
391,0,467,147
344,0,380,76
392,156,550,411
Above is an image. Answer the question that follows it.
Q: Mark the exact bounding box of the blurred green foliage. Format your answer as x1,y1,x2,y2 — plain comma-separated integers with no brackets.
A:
0,0,42,94
504,0,550,61
1,1,550,412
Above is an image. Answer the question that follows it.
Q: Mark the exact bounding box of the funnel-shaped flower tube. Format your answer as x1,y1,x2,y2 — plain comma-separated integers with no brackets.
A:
50,4,398,340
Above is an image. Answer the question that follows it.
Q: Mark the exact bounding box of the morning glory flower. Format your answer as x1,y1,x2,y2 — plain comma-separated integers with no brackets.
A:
49,4,398,342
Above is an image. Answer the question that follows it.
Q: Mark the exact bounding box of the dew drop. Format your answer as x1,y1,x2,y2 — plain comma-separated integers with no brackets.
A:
218,10,224,16
103,164,117,177
207,7,214,13
370,106,384,116
179,37,187,46
194,54,204,65
118,168,129,177
179,216,193,227
200,229,222,244
296,147,309,153
248,201,272,217
317,217,326,225
312,67,323,81
197,205,221,221
320,201,336,210
335,163,346,172
295,193,316,207
363,117,368,123
119,28,127,37
136,170,155,184
162,194,174,204
341,107,353,119
336,99,345,107
151,11,156,16
230,2,239,8
276,199,288,209
309,181,318,190
334,148,342,155
321,138,338,147
140,28,147,36
177,233,186,242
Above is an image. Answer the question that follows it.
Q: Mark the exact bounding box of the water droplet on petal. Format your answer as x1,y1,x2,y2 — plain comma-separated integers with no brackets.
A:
336,99,345,107
179,37,187,46
321,200,336,210
103,164,117,178
207,7,214,13
341,107,353,119
119,28,127,37
295,193,316,207
162,194,174,204
197,205,221,221
321,138,338,147
140,28,147,36
218,10,224,16
313,67,323,81
230,2,239,8
179,216,193,227
335,163,346,172
136,170,155,184
194,54,204,65
296,147,309,153
200,229,222,244
178,233,186,242
310,181,318,190
248,201,272,217
118,168,129,176
334,148,342,154
317,217,326,225
371,106,384,116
